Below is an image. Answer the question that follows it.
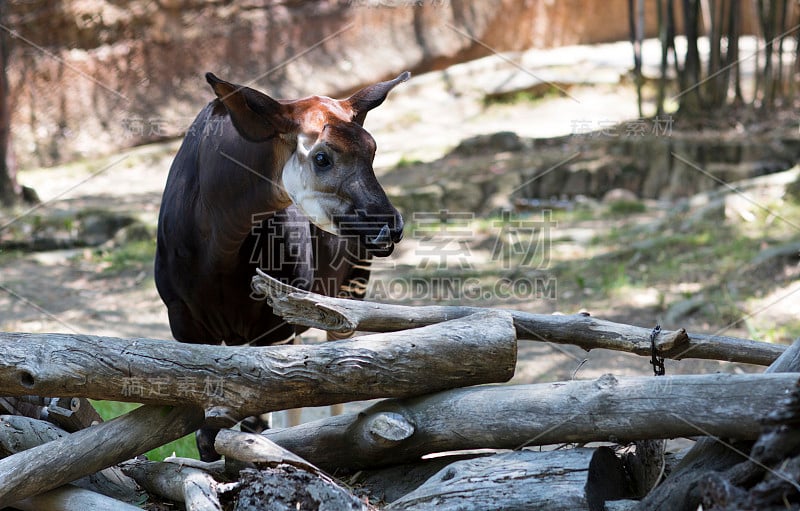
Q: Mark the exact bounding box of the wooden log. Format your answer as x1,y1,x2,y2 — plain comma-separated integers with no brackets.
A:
46,397,104,432
0,415,142,503
215,430,376,509
0,396,102,432
252,270,784,366
694,378,800,509
349,455,487,505
10,484,143,511
0,396,47,420
0,310,516,419
353,451,687,508
0,414,66,457
636,338,800,511
0,404,204,507
385,448,632,511
261,373,799,471
121,459,223,511
214,429,326,478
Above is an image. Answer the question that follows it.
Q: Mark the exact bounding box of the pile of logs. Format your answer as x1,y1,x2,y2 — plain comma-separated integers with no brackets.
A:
0,270,797,510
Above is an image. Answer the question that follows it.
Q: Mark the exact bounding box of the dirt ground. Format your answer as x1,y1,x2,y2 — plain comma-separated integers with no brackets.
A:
1,67,790,428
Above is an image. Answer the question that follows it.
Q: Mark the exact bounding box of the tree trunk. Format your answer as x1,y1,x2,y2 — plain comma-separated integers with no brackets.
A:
680,0,703,113
252,271,785,366
0,311,516,420
727,0,743,104
260,373,799,471
0,0,21,207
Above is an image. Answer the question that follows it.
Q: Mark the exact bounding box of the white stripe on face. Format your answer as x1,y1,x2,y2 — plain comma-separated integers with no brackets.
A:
281,137,341,235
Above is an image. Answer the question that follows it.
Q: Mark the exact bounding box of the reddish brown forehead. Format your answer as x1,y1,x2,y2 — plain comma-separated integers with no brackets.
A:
285,96,374,153
321,122,376,154
285,96,354,133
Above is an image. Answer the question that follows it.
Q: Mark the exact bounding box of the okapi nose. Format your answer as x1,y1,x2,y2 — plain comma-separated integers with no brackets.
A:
368,224,392,246
392,215,404,243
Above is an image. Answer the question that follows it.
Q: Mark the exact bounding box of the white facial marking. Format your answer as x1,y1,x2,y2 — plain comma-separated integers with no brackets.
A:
281,136,341,235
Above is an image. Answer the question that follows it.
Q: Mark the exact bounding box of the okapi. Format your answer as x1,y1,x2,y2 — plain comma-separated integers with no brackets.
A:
155,71,409,459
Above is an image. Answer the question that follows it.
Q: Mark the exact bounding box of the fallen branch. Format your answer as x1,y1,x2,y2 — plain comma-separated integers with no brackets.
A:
0,404,204,506
252,270,784,366
349,455,487,505
0,414,142,502
261,372,799,471
216,430,376,509
10,485,143,511
215,429,327,478
385,448,632,511
121,459,223,511
0,396,102,433
0,310,516,419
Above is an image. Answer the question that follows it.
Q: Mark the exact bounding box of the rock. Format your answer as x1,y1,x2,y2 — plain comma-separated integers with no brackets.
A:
454,132,524,156
78,211,136,247
602,188,638,203
387,184,443,218
108,222,153,246
9,0,666,168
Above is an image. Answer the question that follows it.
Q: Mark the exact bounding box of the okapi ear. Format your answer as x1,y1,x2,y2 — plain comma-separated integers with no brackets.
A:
347,71,410,126
206,73,295,142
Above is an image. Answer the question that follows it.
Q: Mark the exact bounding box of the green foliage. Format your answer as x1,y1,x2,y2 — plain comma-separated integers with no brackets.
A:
98,239,156,272
786,174,800,203
483,84,566,106
395,155,423,168
606,200,646,216
91,400,199,460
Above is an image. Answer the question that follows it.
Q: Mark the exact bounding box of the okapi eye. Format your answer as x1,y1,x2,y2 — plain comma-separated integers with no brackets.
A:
313,152,332,170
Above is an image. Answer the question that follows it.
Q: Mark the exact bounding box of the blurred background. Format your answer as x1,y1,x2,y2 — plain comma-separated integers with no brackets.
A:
0,0,798,457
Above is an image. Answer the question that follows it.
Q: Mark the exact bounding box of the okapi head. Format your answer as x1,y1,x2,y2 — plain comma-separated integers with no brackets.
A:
205,71,409,256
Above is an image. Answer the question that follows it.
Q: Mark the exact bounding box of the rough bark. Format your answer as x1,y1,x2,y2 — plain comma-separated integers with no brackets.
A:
252,270,784,366
696,377,800,510
0,414,142,502
385,448,632,511
0,404,204,506
9,485,143,511
637,338,800,511
45,397,104,432
261,373,799,471
0,396,102,433
0,311,516,420
349,455,487,505
215,429,374,509
215,429,328,479
121,459,223,511
234,466,370,511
